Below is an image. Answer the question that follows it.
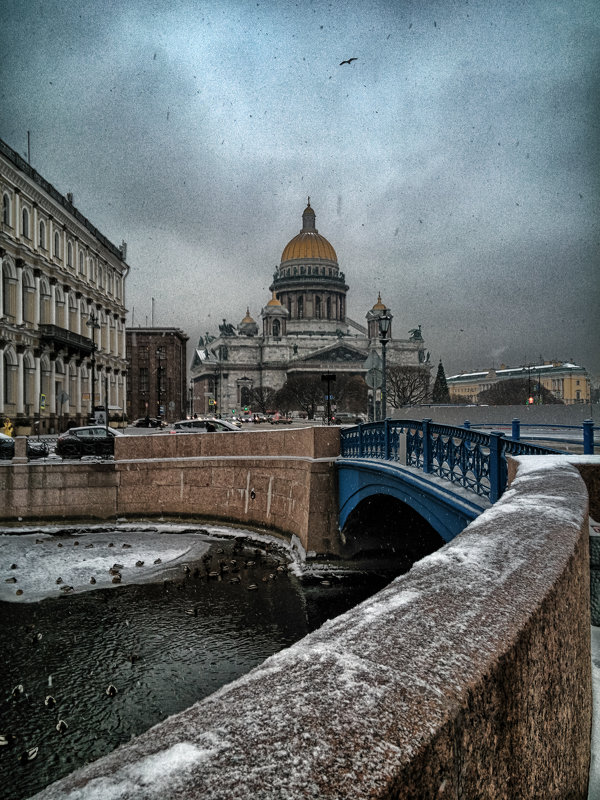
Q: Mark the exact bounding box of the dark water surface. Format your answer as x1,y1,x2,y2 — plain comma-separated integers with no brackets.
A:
1,536,393,800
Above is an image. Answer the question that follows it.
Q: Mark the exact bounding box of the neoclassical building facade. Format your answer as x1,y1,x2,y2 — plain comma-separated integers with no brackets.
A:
190,201,430,416
1,138,129,433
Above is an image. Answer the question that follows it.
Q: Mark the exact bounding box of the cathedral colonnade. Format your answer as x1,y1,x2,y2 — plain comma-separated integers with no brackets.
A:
1,138,129,433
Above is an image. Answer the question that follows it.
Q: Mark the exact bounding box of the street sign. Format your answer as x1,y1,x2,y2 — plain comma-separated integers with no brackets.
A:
364,351,382,371
365,368,382,389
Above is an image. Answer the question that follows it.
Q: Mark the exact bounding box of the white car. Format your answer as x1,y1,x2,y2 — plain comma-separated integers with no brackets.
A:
169,418,241,433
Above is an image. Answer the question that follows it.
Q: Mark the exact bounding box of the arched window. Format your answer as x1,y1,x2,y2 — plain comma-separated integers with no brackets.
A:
3,194,10,225
54,231,60,257
272,319,280,337
240,385,251,406
39,220,46,249
67,241,73,267
79,251,84,274
22,207,29,239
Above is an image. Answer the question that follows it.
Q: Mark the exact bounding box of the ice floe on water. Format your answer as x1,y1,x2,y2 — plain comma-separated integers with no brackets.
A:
0,522,296,604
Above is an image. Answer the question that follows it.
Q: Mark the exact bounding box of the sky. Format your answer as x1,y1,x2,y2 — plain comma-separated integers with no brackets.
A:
1,0,598,379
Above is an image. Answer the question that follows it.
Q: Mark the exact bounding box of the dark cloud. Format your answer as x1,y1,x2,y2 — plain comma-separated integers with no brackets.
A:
1,0,598,376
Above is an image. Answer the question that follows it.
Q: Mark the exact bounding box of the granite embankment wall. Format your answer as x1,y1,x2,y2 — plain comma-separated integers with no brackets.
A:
0,428,341,555
30,457,593,799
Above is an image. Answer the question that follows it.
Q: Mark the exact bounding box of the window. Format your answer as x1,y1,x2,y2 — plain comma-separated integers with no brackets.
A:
67,241,73,267
79,251,84,274
39,220,46,249
139,367,149,393
54,231,60,257
273,319,281,337
298,296,304,318
315,295,321,319
326,297,331,319
22,207,29,239
3,194,11,225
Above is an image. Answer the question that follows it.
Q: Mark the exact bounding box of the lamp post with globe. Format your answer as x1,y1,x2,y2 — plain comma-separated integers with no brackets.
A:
86,311,101,421
378,311,392,420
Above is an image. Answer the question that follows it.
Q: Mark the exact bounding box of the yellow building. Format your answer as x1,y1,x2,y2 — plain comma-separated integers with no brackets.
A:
447,361,591,405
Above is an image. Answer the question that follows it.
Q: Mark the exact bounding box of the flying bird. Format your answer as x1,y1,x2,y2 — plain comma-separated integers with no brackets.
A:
339,57,357,65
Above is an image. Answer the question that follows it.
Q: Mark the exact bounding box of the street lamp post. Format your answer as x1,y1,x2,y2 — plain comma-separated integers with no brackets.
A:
378,312,391,420
86,311,101,422
156,347,165,419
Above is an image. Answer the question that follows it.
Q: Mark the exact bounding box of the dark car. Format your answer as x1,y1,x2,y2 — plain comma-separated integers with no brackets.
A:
132,417,165,428
55,426,124,459
0,432,14,460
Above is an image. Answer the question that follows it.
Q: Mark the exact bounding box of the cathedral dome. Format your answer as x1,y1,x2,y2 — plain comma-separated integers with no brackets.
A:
281,200,337,263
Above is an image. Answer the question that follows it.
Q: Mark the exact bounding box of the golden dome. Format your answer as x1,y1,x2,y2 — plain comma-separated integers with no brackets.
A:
266,291,282,307
372,292,386,311
281,233,337,262
281,199,337,263
241,307,255,324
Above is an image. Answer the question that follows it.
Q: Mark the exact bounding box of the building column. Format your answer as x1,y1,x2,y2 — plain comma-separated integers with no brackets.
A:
0,349,4,415
48,216,54,260
50,278,57,325
76,361,82,415
14,190,20,243
16,348,25,414
49,357,56,414
63,287,70,331
32,204,38,252
34,353,41,414
15,260,24,325
34,270,41,327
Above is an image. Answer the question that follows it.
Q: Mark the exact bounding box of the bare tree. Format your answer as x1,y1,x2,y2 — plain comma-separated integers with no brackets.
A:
276,376,325,419
247,386,278,414
334,374,368,413
386,365,430,407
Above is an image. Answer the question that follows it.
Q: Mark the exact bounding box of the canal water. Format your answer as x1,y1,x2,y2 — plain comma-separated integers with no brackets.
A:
1,529,397,800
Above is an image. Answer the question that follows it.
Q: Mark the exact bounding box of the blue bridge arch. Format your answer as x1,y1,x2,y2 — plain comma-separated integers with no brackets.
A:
338,458,489,543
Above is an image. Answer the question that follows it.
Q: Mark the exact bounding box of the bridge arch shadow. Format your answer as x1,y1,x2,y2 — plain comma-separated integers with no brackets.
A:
337,460,489,561
340,493,444,566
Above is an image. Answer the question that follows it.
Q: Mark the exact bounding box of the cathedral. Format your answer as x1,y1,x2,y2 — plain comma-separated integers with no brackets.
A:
190,200,429,416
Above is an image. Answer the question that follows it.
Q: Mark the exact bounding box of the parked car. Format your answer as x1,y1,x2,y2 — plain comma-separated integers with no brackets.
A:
0,432,14,460
55,426,124,459
170,418,241,433
132,417,166,428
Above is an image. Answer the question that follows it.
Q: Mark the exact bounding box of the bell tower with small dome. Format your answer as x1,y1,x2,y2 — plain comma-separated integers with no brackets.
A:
270,199,348,334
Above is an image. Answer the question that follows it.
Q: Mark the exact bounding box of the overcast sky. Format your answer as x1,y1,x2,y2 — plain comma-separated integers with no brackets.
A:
1,0,598,378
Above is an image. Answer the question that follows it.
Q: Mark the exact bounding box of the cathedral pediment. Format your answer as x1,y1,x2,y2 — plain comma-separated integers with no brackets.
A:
295,343,367,364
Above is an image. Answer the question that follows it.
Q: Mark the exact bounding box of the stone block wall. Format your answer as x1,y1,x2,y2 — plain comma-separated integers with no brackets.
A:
0,428,341,553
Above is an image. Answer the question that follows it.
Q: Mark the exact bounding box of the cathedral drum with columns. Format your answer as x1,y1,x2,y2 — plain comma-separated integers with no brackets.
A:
190,200,430,418
0,138,129,434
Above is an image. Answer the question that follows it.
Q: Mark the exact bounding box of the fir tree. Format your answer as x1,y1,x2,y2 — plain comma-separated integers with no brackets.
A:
431,360,450,403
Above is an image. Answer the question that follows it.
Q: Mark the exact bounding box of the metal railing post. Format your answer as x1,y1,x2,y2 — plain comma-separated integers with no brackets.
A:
384,419,390,460
489,432,505,503
422,418,432,474
463,420,470,429
583,419,594,455
358,423,363,458
512,418,520,441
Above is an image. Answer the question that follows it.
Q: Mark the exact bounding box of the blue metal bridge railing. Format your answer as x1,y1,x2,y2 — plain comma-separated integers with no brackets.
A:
339,418,596,503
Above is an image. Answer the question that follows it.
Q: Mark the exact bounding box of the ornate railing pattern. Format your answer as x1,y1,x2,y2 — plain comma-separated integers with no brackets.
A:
339,418,571,503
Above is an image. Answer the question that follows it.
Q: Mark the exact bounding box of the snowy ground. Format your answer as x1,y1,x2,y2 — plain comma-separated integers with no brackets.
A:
0,522,296,604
